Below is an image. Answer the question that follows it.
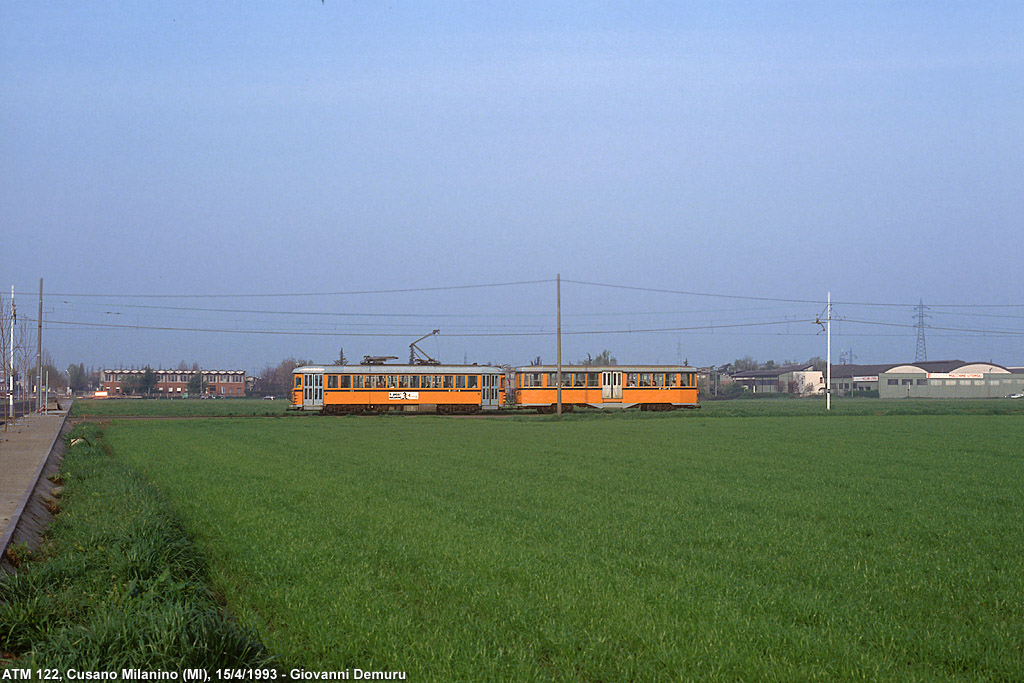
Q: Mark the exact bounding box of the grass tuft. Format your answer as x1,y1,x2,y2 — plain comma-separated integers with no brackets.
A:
0,423,275,669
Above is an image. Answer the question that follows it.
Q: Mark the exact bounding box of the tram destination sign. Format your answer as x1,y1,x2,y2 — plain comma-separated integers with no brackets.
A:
388,391,419,400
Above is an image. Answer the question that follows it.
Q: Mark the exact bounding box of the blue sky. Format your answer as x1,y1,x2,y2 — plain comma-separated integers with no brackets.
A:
2,2,1022,372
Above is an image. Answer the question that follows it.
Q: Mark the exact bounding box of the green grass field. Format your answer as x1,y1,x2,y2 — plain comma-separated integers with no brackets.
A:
72,396,1024,420
99,410,1024,679
72,397,292,417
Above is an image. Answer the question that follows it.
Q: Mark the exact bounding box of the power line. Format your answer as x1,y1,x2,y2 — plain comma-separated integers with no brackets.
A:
45,279,554,299
32,311,1024,339
563,279,822,304
564,279,1024,309
34,275,1024,310
842,318,1024,336
34,317,816,338
55,299,801,319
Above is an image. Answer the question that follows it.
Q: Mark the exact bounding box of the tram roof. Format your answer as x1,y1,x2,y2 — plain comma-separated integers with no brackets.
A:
294,365,507,374
513,365,696,372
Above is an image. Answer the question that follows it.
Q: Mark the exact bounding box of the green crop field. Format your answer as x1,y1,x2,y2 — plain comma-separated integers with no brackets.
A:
101,412,1024,680
72,397,292,417
71,396,1024,420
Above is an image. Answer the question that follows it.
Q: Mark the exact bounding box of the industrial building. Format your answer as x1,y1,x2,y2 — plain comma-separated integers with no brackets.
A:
830,361,1024,399
730,363,824,396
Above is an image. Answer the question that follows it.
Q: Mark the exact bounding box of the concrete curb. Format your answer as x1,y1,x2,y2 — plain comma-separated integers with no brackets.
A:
0,404,73,570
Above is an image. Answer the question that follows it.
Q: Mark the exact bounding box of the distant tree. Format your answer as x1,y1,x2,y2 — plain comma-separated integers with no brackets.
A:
733,356,759,372
580,350,617,366
764,360,776,370
67,363,88,392
334,347,347,365
807,356,827,372
29,363,67,390
121,374,142,395
187,373,203,395
530,356,542,366
258,358,308,396
176,360,190,370
139,367,159,396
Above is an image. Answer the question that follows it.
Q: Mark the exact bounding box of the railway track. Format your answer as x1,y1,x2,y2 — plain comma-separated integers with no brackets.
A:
1,398,38,427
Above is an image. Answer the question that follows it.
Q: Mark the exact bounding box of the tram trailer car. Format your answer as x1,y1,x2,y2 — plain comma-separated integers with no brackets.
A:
513,365,699,412
293,365,506,414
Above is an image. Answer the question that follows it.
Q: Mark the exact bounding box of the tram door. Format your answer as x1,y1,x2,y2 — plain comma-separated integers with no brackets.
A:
482,374,500,409
601,371,623,400
303,373,323,408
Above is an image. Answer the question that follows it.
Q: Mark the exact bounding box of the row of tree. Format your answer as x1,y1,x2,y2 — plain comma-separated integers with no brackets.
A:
730,356,827,372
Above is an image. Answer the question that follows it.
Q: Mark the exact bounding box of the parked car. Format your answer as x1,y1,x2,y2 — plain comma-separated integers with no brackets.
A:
1010,392,1024,399
263,395,276,400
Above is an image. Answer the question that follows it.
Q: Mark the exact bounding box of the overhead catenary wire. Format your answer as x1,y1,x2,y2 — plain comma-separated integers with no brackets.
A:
54,299,803,319
31,275,1024,309
32,318,819,337
44,279,555,299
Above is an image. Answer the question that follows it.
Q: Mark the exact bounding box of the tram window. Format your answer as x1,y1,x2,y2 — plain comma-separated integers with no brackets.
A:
587,373,599,387
640,373,652,387
548,373,569,387
375,376,386,389
573,374,586,387
468,375,478,388
339,375,351,388
432,376,442,389
626,373,638,388
327,375,338,389
352,376,362,388
386,375,398,389
410,376,420,389
295,376,302,387
443,375,454,389
456,375,466,389
653,373,664,387
399,375,410,389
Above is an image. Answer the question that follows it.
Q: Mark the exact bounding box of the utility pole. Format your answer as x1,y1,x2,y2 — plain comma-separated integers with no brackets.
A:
37,278,43,413
556,273,562,419
9,286,15,426
826,291,832,412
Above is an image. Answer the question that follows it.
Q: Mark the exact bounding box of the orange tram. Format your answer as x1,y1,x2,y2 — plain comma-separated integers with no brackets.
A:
293,364,506,414
292,363,698,414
